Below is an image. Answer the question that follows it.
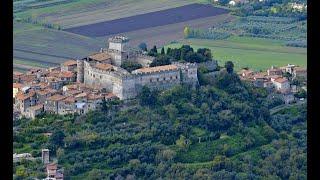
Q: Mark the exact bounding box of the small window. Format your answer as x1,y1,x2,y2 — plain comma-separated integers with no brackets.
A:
100,75,102,79
150,79,152,82
157,78,159,81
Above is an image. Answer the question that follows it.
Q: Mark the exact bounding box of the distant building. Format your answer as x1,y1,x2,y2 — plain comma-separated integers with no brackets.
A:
42,149,50,164
25,104,44,119
293,67,307,79
13,153,33,162
46,163,57,178
272,77,290,92
267,66,282,76
61,60,77,72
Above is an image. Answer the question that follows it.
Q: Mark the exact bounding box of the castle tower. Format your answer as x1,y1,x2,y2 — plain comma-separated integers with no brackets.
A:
77,59,84,83
108,35,129,52
108,36,129,66
42,149,50,164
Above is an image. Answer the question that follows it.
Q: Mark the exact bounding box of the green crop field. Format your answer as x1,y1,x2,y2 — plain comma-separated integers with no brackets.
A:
164,36,307,71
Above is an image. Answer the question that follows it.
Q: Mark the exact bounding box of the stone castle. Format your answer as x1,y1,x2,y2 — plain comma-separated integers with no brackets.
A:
13,35,218,119
77,36,199,100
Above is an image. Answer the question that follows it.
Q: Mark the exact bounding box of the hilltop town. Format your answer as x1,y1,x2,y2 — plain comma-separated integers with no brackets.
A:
13,35,307,120
13,36,204,119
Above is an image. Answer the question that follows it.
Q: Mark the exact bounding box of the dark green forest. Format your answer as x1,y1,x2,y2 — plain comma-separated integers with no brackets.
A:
13,67,306,179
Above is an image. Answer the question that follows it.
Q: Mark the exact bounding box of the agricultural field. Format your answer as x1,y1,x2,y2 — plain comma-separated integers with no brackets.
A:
13,21,104,68
14,0,208,29
13,1,231,70
100,14,235,48
64,4,228,37
164,36,307,71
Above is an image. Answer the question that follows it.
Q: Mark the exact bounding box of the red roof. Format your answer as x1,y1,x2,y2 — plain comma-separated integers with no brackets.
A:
62,60,77,66
58,71,75,78
47,94,66,101
46,163,57,170
274,77,288,83
13,83,23,89
15,91,36,101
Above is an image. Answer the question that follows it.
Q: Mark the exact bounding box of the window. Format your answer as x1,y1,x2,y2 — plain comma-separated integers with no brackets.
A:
100,75,102,79
150,79,152,82
157,78,159,81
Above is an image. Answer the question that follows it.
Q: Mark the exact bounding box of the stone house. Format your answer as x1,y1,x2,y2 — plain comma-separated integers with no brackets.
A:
61,60,77,72
267,66,282,76
46,163,57,178
58,71,76,83
36,88,58,104
44,94,67,114
58,96,76,115
239,69,254,78
46,77,65,90
25,104,44,119
13,71,24,83
15,91,37,113
272,77,290,92
13,83,23,99
253,74,266,87
293,67,307,79
282,92,295,104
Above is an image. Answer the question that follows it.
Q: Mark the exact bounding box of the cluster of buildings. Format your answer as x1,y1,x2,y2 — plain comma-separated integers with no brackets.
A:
13,35,201,119
13,149,63,179
239,64,307,104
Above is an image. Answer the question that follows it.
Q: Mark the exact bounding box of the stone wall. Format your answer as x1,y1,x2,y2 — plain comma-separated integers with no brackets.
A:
198,60,218,71
77,59,84,83
83,61,125,96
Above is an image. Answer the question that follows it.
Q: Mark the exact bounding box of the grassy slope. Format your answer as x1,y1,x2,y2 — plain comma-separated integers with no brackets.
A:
164,36,307,71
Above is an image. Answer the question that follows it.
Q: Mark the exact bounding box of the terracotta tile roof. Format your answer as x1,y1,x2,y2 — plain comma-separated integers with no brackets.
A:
65,90,82,95
58,71,75,78
95,63,113,71
75,92,87,98
62,96,76,103
88,93,104,100
13,83,23,89
62,60,77,66
63,84,78,90
20,75,37,83
46,163,57,170
88,52,111,61
239,69,254,76
134,65,177,73
15,91,36,101
47,94,66,101
47,88,58,94
274,77,288,83
105,93,117,99
28,104,44,111
13,71,24,76
36,89,51,96
48,70,61,77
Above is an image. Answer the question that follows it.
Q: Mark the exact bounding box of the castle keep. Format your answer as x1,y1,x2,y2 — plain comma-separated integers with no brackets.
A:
77,36,199,100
